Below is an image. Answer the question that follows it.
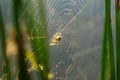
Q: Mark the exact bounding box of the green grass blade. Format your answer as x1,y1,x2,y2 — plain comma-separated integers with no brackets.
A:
23,0,50,79
12,0,30,79
101,0,116,80
115,0,120,80
0,7,11,80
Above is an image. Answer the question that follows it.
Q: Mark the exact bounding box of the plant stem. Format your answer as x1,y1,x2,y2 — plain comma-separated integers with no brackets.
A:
115,0,120,80
101,0,116,80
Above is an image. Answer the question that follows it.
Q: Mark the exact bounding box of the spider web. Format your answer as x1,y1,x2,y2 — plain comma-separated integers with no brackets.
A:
25,0,103,80
46,0,92,33
26,0,93,52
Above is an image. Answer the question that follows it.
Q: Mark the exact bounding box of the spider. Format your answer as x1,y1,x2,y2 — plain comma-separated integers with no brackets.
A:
49,32,63,46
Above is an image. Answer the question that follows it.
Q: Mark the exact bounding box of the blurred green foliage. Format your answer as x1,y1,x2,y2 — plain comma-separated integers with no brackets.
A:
0,0,51,80
101,0,120,80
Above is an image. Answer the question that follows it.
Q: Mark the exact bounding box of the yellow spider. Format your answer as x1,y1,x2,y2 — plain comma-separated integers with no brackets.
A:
49,32,62,46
